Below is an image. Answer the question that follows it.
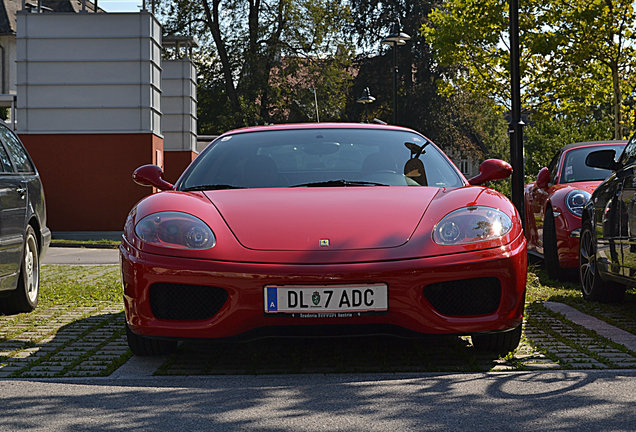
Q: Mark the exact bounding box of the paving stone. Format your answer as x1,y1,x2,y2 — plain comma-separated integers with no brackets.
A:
21,371,59,377
28,365,66,372
523,363,561,370
0,366,25,372
64,371,100,377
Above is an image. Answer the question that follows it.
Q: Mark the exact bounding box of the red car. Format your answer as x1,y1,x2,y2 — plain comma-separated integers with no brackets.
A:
120,123,527,356
524,141,625,279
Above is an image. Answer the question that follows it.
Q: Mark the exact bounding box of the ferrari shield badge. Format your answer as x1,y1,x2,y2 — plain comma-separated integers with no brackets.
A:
312,291,320,306
320,239,330,247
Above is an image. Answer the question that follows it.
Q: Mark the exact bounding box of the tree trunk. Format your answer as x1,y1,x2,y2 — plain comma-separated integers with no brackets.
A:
201,0,243,123
611,62,622,139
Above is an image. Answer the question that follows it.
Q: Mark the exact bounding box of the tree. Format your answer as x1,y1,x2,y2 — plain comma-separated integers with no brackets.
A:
346,0,508,160
160,0,353,131
539,0,636,139
422,0,636,147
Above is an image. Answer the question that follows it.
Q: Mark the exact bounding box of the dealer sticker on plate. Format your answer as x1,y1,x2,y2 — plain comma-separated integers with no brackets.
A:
264,284,388,317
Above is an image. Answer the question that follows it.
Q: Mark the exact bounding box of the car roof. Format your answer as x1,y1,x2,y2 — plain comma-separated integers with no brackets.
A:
560,140,626,152
220,122,417,136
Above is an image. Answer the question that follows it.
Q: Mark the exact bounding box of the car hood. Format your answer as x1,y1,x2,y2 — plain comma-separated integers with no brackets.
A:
204,187,439,251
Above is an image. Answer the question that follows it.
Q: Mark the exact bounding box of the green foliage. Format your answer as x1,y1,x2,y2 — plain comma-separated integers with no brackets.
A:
422,0,636,157
39,265,122,306
161,0,354,132
524,115,614,176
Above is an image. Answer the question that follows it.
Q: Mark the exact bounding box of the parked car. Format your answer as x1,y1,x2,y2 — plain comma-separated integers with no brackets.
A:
0,123,50,314
580,134,636,302
120,123,527,356
524,141,626,279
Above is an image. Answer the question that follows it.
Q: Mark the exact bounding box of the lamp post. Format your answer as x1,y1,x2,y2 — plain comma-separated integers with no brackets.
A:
382,19,410,125
356,87,376,122
509,0,524,227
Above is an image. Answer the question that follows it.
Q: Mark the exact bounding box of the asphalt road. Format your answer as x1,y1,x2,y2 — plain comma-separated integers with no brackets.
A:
42,247,119,265
29,247,635,431
1,371,634,431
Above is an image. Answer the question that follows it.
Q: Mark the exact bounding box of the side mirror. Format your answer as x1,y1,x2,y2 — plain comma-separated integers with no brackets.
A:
133,164,173,191
467,159,513,185
535,167,550,189
585,149,618,171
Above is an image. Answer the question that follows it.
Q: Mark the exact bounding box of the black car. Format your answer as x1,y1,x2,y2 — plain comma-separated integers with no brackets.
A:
0,123,50,313
580,133,636,302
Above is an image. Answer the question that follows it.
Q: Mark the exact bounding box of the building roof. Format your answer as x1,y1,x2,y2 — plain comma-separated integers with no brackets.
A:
0,0,102,35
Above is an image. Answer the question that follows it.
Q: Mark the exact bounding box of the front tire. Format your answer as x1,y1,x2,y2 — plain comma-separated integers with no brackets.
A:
543,207,562,280
126,324,178,356
471,324,522,356
579,222,625,302
4,225,40,313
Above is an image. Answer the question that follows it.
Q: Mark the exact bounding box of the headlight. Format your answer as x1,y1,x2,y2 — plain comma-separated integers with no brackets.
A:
134,211,216,250
433,206,513,245
565,190,591,217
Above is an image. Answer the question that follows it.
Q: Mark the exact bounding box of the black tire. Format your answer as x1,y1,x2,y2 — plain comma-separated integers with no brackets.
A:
126,324,178,356
471,324,522,356
4,225,40,313
543,207,562,280
579,222,625,302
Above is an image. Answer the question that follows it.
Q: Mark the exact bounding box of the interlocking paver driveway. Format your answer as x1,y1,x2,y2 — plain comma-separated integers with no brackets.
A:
1,264,635,377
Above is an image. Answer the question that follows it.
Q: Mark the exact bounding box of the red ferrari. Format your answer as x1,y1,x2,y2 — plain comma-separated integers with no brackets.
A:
524,141,625,279
120,123,527,356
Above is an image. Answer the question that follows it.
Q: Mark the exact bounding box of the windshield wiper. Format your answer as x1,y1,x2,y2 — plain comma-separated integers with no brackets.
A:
182,184,245,191
290,179,388,187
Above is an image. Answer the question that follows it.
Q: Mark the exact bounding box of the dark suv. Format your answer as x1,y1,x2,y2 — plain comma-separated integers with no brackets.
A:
580,132,636,302
0,123,50,313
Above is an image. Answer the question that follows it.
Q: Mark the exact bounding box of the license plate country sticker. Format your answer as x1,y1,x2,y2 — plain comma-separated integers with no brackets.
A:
264,284,388,316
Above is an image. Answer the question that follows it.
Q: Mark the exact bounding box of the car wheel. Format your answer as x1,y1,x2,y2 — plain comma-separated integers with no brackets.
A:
125,324,178,356
471,324,522,356
543,207,562,280
579,222,625,302
4,225,40,314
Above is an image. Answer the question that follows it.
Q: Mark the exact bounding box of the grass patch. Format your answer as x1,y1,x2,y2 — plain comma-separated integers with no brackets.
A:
39,265,122,306
526,262,636,335
50,239,120,248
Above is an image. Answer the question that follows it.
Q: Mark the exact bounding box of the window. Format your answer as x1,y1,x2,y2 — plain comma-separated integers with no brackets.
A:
459,159,469,175
0,127,34,173
0,143,13,173
620,134,636,168
560,145,625,183
179,128,464,190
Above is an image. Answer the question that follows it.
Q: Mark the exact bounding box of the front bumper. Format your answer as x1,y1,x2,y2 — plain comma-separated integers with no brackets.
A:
554,211,582,268
121,233,527,339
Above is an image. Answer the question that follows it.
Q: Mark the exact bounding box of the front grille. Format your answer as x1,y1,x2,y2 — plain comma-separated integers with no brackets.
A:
149,283,228,321
423,277,501,316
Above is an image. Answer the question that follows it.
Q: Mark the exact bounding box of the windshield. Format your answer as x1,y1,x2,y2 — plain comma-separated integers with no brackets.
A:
560,144,625,183
178,128,464,190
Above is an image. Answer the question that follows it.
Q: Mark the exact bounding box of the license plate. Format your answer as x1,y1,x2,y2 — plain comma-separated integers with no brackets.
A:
264,284,388,316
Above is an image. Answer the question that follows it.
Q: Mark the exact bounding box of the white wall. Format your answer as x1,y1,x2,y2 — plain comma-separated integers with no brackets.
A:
0,35,17,95
161,58,196,152
16,11,162,134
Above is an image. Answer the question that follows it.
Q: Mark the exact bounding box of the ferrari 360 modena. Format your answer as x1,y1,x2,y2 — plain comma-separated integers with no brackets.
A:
120,123,527,356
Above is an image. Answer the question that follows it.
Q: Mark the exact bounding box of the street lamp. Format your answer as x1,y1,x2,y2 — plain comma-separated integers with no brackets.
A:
382,19,410,125
356,87,376,122
508,0,524,227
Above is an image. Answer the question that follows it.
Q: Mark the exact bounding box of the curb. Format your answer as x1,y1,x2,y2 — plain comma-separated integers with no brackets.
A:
50,242,120,249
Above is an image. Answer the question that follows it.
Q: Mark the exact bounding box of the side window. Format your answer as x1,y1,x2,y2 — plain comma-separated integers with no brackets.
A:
0,143,14,173
0,127,34,173
547,152,561,184
620,134,636,168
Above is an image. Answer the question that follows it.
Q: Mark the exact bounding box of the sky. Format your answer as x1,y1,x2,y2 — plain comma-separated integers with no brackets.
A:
98,1,144,12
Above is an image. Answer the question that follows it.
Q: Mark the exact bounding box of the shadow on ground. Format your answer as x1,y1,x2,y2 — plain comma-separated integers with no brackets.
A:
2,371,635,431
156,334,511,375
0,308,130,378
